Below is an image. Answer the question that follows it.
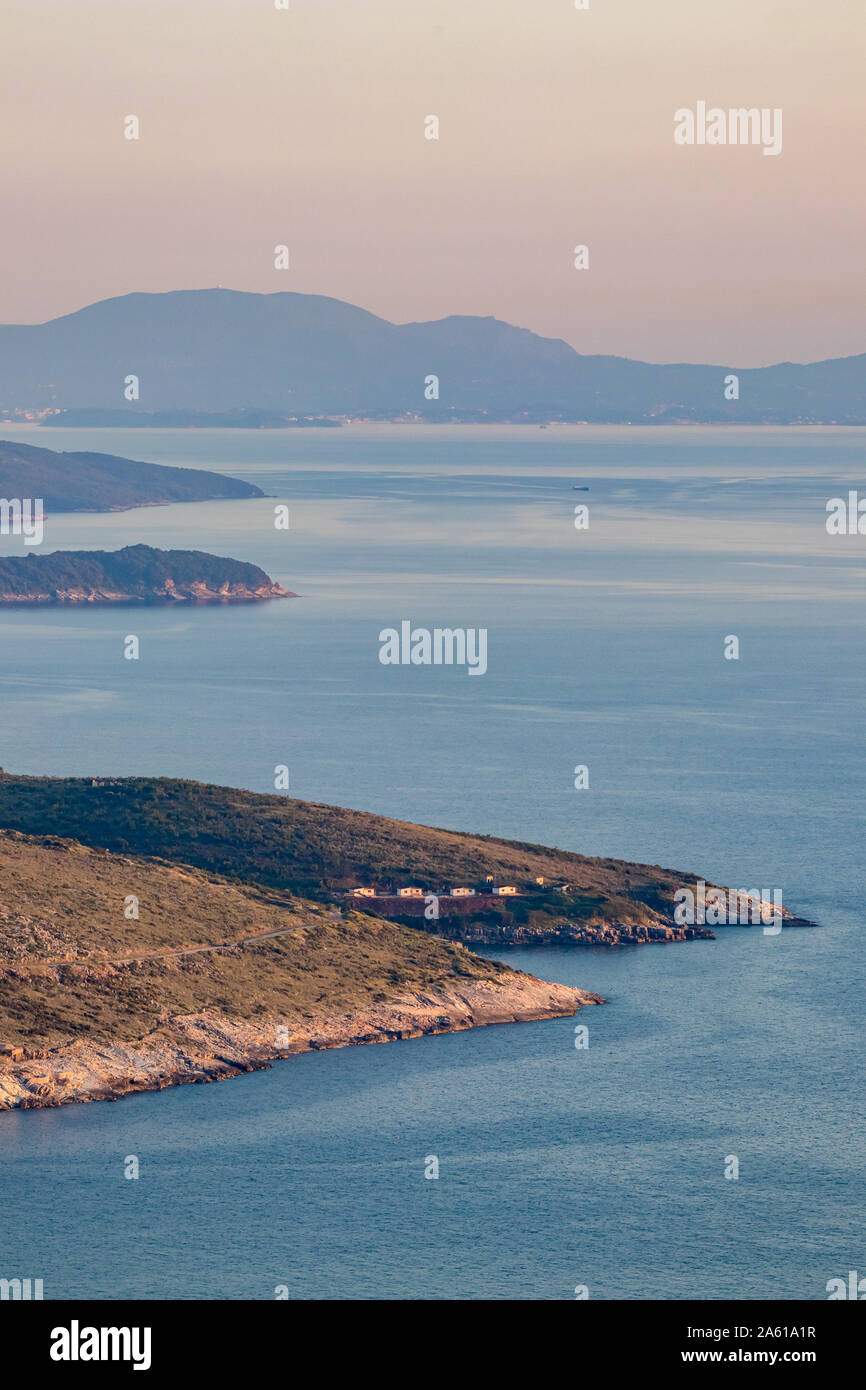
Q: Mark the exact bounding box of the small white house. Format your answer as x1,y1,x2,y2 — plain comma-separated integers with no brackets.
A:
484,874,494,882
535,876,545,885
351,887,377,897
398,887,424,898
494,886,518,896
450,887,473,897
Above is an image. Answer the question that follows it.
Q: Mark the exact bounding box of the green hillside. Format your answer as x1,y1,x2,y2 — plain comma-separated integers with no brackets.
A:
0,772,703,941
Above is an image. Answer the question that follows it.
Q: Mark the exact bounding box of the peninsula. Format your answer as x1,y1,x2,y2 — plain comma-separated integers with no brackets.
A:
0,545,295,605
0,772,816,946
0,828,600,1111
0,771,818,1110
0,437,263,512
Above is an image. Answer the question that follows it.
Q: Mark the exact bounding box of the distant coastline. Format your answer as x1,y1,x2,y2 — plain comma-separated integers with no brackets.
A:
0,436,262,510
16,414,865,430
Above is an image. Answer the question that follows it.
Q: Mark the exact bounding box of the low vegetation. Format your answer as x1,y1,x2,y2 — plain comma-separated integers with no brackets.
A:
0,545,284,600
0,772,699,937
0,829,508,1050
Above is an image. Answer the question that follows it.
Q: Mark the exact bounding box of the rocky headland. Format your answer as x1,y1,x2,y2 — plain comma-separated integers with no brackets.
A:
0,829,600,1111
0,544,295,604
0,775,818,1111
0,772,818,947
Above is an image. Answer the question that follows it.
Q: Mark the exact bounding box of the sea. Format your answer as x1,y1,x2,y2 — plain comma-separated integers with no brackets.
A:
0,423,863,1299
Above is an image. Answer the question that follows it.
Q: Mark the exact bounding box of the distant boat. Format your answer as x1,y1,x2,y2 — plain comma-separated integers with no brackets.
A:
572,485,589,491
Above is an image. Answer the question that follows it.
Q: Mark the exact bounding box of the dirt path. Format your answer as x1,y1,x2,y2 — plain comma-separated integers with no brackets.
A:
32,910,343,970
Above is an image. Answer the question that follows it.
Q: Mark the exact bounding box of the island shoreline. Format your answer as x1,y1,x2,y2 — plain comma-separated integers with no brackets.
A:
0,976,603,1112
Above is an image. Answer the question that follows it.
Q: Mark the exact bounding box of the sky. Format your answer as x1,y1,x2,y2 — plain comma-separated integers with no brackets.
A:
0,0,863,365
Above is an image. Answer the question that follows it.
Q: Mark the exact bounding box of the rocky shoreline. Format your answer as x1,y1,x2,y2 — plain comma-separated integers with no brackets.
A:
0,975,603,1111
378,895,819,947
0,544,296,606
0,580,295,605
409,915,715,947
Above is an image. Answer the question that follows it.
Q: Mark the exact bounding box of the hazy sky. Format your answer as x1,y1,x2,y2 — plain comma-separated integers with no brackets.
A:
1,0,863,364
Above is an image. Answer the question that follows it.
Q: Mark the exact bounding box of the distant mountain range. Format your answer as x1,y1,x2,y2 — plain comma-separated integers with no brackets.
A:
1,289,864,425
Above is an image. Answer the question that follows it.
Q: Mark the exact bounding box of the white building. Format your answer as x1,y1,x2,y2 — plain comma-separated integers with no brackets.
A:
351,887,377,897
398,886,424,898
450,887,473,897
494,886,518,896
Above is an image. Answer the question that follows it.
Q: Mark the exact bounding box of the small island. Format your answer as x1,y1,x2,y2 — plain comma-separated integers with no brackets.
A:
0,544,296,605
0,437,263,512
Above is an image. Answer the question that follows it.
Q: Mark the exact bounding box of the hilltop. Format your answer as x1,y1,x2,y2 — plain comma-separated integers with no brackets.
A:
0,545,295,605
0,828,598,1109
0,437,262,511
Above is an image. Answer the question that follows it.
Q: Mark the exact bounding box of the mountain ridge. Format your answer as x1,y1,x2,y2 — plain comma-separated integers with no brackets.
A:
2,288,864,423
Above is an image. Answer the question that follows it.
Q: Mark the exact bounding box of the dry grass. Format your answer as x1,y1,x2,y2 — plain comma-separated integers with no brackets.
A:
0,830,506,1050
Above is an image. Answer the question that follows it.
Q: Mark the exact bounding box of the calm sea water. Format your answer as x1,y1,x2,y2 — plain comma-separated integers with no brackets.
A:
1,424,864,1299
